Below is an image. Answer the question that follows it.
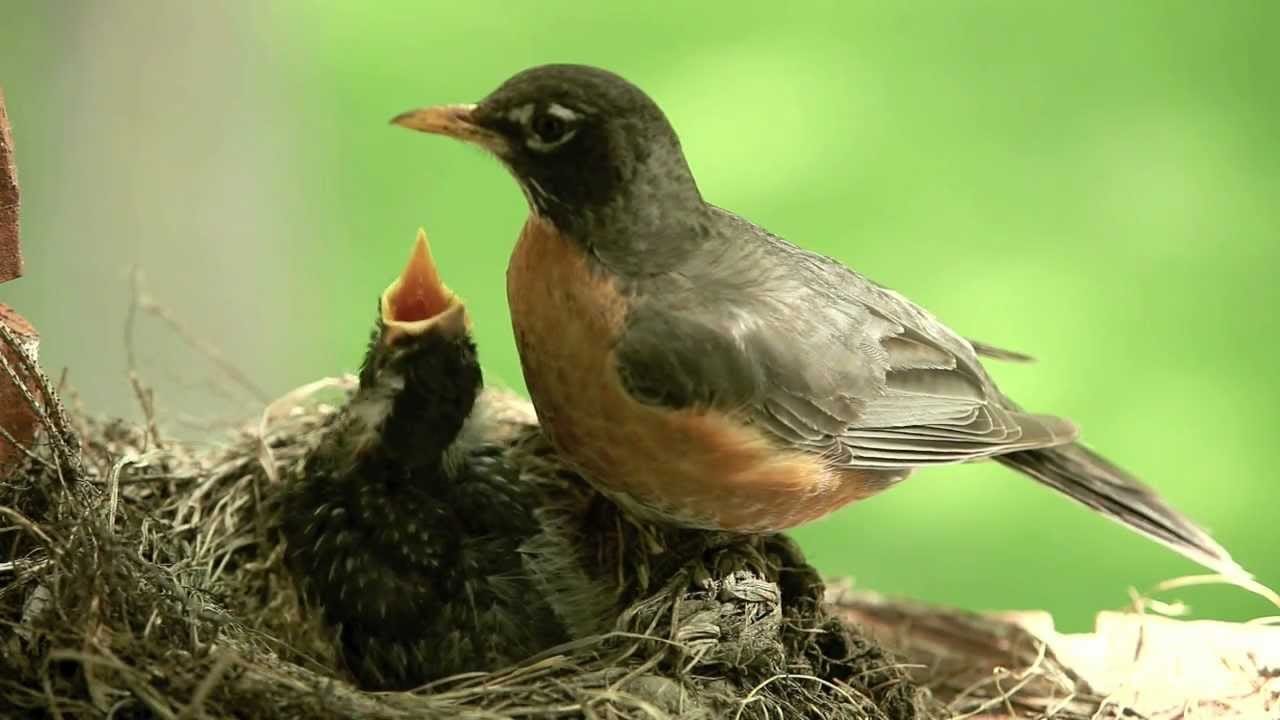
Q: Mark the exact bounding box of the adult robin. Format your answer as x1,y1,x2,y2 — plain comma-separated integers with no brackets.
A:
392,64,1246,579
281,229,564,689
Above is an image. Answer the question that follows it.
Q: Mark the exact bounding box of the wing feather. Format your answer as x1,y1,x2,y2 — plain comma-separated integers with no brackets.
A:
614,210,1076,472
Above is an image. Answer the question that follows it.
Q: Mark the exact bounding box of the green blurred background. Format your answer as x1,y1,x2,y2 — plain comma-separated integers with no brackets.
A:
2,2,1276,631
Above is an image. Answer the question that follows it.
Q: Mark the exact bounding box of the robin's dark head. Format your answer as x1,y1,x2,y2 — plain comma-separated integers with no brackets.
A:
393,64,707,259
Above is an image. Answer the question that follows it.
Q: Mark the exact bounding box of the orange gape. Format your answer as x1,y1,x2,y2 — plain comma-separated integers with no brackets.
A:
506,216,880,532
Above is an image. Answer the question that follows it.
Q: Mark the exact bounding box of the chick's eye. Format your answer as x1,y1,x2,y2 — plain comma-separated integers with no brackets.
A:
530,112,567,142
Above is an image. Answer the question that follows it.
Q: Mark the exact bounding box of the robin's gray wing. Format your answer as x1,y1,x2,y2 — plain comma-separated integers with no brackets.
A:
614,295,1077,472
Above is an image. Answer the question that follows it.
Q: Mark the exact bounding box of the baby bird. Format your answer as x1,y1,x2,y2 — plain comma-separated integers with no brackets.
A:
280,230,564,690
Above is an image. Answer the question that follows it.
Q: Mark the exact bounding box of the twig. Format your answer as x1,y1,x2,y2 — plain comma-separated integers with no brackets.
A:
179,649,239,720
0,421,56,471
947,640,1049,720
40,673,65,720
734,673,870,720
1153,573,1280,611
105,454,138,535
0,319,84,484
125,266,166,449
255,375,355,484
129,266,271,404
0,556,51,574
0,505,57,546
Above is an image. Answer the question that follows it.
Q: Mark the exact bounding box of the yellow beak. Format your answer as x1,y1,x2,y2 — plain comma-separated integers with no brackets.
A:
390,104,508,154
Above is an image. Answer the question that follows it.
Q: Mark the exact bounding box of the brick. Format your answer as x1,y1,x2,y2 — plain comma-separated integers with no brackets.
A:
0,87,20,283
0,304,39,473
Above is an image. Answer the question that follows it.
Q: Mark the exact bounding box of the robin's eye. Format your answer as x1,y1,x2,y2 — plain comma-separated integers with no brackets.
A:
524,104,580,153
531,113,566,143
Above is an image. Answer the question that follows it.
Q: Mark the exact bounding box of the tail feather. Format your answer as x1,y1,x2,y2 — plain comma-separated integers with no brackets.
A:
997,442,1250,582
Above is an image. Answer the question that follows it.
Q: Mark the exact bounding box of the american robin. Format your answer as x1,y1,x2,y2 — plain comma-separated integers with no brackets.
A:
280,229,564,690
391,64,1246,580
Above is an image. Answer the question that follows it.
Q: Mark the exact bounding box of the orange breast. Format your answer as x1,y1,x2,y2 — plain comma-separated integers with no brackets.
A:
506,215,882,532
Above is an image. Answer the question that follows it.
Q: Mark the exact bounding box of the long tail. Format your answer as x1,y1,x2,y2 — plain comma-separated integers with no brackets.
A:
997,442,1250,582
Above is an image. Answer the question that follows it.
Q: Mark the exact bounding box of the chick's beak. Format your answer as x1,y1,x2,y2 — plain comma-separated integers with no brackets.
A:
390,104,508,154
379,228,469,344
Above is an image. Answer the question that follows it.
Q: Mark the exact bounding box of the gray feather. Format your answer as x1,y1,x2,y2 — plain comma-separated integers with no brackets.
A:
997,443,1249,581
616,205,1078,470
967,339,1035,363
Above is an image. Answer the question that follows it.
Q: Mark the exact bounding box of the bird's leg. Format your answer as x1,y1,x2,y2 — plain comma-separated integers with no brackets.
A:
765,534,828,611
709,536,771,581
686,555,713,590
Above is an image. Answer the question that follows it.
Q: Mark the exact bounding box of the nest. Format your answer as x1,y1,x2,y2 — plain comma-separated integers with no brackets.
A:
0,324,936,720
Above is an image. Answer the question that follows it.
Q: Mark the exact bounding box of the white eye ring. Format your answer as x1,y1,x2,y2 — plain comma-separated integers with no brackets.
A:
545,103,579,122
525,103,579,153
